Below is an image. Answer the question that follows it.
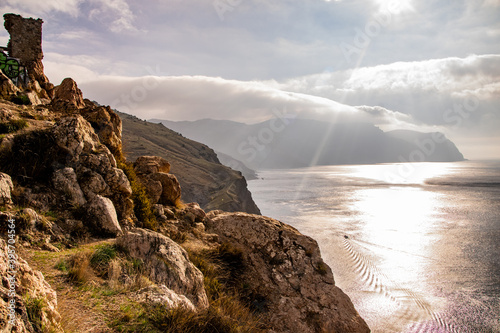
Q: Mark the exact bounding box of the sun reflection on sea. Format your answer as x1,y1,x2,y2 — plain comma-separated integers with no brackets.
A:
329,162,455,185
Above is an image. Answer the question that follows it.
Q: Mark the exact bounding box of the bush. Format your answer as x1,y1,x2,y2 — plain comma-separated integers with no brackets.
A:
0,118,28,134
11,94,31,105
90,244,118,276
117,160,157,230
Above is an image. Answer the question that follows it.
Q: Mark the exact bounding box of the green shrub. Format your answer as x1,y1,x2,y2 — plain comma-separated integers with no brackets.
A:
11,94,31,105
0,118,28,134
90,244,117,275
117,160,157,230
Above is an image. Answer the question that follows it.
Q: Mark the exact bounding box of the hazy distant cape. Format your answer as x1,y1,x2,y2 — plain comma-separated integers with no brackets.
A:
151,118,465,170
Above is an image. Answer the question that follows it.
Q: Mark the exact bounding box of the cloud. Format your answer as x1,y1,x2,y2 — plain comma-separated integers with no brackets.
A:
0,0,82,18
277,54,500,129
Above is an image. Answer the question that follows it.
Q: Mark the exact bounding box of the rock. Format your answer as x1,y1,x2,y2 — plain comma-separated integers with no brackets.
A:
134,285,196,311
53,116,99,163
78,170,110,198
116,228,209,310
52,77,85,109
150,172,182,206
0,71,20,99
52,167,86,206
86,195,122,236
81,104,123,156
0,172,13,205
183,202,206,222
0,238,63,332
137,175,163,204
206,211,370,333
134,156,171,175
105,167,132,196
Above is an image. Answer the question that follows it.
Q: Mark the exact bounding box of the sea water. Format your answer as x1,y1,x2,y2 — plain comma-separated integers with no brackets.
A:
247,161,500,333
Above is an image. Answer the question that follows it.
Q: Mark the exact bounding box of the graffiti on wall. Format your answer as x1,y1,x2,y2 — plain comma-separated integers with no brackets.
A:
0,50,27,84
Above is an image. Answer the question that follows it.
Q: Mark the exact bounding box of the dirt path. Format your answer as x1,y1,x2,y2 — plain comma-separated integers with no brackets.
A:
20,239,116,333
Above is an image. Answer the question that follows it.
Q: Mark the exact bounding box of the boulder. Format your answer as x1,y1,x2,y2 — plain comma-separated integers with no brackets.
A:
105,167,132,196
0,71,19,99
0,238,63,332
52,167,86,206
78,170,110,198
134,285,196,311
206,211,370,333
52,77,85,109
134,156,171,175
0,172,13,205
137,175,163,204
86,195,122,236
116,228,209,310
53,116,99,163
150,172,181,205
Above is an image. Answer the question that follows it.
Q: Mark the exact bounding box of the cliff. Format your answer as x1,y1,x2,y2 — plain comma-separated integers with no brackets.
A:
119,111,261,214
0,14,369,333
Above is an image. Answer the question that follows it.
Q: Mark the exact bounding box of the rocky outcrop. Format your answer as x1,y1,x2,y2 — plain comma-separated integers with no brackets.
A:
134,156,171,174
133,156,182,206
206,211,370,333
0,172,13,205
52,78,85,110
0,238,62,332
116,228,209,310
3,13,53,97
80,102,123,156
120,112,261,214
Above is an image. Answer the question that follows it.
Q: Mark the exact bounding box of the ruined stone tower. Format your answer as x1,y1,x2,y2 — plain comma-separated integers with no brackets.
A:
3,13,53,97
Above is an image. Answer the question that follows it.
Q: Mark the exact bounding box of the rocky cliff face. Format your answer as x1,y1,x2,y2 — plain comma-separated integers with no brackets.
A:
119,111,261,214
0,13,370,333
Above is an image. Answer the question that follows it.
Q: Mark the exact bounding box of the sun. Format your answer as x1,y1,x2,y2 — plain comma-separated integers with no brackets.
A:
373,0,415,15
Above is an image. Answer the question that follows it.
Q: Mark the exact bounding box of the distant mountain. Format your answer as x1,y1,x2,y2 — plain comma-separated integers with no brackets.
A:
119,112,261,214
151,118,465,170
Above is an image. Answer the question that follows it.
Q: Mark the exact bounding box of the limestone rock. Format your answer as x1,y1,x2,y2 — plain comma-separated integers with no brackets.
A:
116,228,209,310
53,116,99,163
52,167,86,206
81,104,123,156
182,202,206,223
52,77,85,109
105,167,132,196
206,211,370,333
137,175,163,204
134,285,196,311
0,238,63,332
78,170,110,198
86,195,122,236
150,172,181,206
0,172,13,205
134,156,171,175
0,71,19,99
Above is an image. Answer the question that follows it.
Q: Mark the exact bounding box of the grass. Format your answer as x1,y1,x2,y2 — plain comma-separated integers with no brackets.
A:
0,118,28,134
24,293,46,332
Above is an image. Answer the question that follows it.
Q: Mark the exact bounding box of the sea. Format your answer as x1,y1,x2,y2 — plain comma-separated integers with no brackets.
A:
247,160,500,333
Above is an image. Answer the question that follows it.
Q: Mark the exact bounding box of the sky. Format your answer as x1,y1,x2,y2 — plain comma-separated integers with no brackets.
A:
1,0,499,159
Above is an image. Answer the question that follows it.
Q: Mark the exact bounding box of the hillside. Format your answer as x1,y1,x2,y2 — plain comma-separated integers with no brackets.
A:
119,111,260,214
154,118,465,170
